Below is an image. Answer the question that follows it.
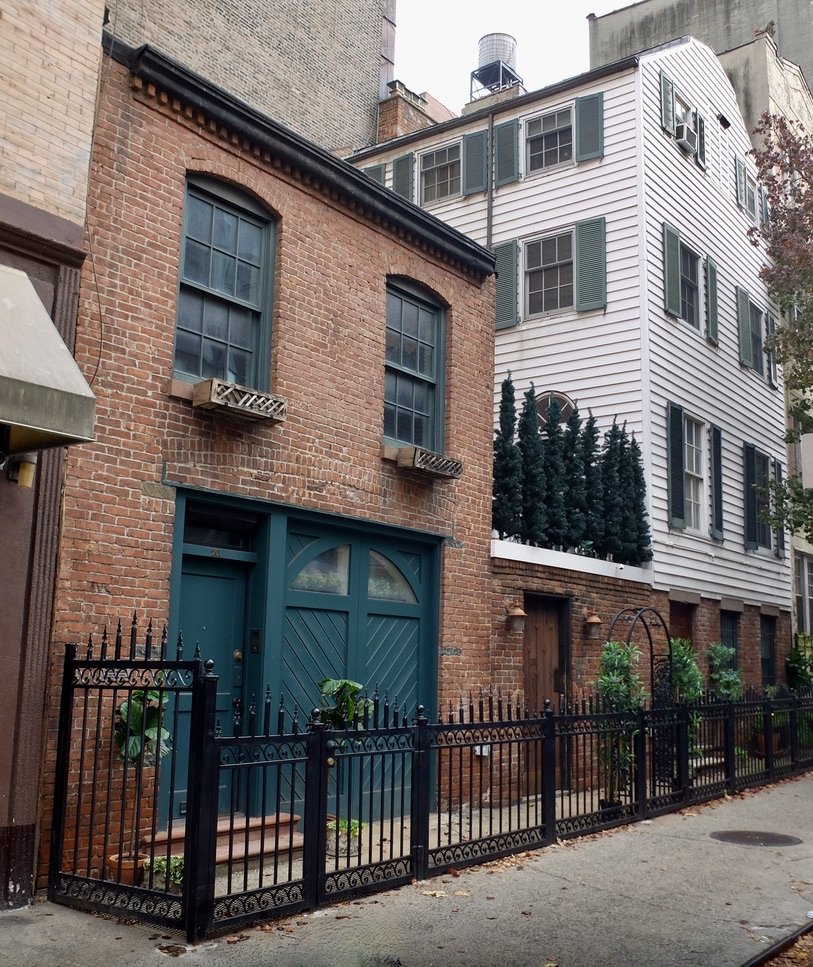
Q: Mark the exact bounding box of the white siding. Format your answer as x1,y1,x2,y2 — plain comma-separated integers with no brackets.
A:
639,40,789,606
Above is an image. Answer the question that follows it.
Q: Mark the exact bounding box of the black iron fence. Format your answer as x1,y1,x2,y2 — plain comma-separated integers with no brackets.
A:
49,627,813,942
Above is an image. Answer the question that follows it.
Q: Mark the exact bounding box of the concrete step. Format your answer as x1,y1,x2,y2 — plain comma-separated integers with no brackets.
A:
145,813,304,865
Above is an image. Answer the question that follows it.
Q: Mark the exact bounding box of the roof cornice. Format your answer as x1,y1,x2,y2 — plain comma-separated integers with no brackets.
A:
105,34,495,280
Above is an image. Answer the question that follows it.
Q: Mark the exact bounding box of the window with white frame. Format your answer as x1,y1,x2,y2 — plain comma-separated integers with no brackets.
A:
743,444,772,550
526,108,573,172
420,144,460,204
525,231,573,314
795,552,813,634
735,156,757,220
684,416,704,531
749,302,765,377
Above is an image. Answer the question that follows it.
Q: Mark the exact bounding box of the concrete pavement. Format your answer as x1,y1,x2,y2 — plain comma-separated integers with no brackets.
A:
2,773,813,967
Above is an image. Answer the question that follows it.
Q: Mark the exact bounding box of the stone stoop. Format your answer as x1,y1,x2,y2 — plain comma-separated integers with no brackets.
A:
144,813,304,865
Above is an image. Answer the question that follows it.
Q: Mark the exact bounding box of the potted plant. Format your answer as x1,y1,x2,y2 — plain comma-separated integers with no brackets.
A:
108,686,172,885
593,641,646,813
317,678,373,729
145,854,184,894
325,817,364,858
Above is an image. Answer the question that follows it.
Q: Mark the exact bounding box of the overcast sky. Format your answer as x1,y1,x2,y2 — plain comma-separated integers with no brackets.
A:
395,1,630,114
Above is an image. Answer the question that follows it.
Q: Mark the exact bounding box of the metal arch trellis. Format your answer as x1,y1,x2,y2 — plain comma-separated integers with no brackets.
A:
605,607,674,705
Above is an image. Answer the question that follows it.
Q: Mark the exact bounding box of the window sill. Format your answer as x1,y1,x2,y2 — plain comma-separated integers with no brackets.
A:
172,377,287,423
381,443,463,480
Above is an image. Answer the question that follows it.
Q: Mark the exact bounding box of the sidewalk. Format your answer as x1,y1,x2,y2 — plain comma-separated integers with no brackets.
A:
2,774,813,967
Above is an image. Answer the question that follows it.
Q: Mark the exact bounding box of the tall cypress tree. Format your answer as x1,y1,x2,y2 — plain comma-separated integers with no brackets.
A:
617,423,638,564
581,411,604,555
600,419,625,561
562,403,587,549
543,397,567,548
517,384,547,546
492,373,523,539
629,432,653,565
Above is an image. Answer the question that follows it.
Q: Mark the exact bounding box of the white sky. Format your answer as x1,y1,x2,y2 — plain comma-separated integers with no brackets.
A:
395,1,631,115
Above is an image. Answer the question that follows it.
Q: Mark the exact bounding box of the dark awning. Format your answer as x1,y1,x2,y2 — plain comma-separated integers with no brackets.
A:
0,264,95,454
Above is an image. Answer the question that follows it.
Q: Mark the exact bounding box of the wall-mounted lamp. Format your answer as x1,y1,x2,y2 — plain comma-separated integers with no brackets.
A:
584,612,602,640
506,603,527,634
7,452,38,488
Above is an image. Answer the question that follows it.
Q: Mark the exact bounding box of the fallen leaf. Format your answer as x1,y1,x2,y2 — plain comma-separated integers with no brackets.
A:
226,935,249,944
421,890,446,898
453,889,471,897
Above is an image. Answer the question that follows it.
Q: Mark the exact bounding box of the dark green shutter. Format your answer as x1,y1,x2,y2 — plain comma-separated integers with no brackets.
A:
660,72,675,135
705,257,718,343
494,240,518,330
392,153,414,200
743,443,758,550
663,222,682,317
737,286,753,366
773,459,785,558
575,217,606,311
462,130,488,196
695,113,706,168
494,119,519,187
710,424,723,540
363,163,386,185
668,402,685,529
766,313,778,386
575,92,604,161
735,157,746,209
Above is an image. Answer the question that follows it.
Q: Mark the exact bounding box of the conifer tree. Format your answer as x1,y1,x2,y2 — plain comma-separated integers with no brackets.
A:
492,373,523,539
629,432,653,565
581,411,604,554
599,420,625,561
617,424,638,564
562,404,587,548
542,397,567,548
517,384,547,546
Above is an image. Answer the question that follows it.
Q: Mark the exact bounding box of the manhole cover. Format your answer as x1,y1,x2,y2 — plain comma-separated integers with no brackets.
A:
710,830,802,847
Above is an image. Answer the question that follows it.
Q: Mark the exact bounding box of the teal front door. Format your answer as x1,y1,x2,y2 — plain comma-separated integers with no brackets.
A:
169,555,249,818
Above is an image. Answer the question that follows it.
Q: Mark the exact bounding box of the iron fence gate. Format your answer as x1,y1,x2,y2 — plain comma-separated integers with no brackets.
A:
49,629,813,942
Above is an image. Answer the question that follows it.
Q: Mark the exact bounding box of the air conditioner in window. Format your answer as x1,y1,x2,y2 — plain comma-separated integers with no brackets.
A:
675,122,698,154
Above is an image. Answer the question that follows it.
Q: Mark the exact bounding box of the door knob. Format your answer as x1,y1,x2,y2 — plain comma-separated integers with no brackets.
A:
233,650,243,662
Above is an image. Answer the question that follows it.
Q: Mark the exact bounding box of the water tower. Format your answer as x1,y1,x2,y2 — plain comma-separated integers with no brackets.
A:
470,33,523,101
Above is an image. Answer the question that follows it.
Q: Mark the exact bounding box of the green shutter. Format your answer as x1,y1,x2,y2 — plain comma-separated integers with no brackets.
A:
575,92,604,161
494,240,518,330
363,163,386,185
743,443,758,550
710,424,724,540
736,286,753,366
663,222,682,317
695,113,706,168
462,130,488,196
575,217,606,311
766,313,778,386
392,153,414,200
668,402,685,529
660,72,676,135
773,459,785,558
494,119,519,187
705,257,718,344
735,157,746,209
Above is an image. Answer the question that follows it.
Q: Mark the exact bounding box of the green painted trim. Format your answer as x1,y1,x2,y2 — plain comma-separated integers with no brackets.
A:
181,542,258,563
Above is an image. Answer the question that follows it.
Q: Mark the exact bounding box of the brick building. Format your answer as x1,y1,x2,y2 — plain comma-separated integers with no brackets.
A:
34,36,496,888
0,0,100,907
104,0,396,153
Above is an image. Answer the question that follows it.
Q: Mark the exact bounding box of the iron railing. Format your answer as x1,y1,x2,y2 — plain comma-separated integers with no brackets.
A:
49,627,813,942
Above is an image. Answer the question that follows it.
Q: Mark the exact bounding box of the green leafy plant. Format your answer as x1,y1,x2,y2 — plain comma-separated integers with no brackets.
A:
593,641,646,806
145,854,184,891
113,687,172,763
707,643,744,700
326,817,364,837
318,678,373,729
787,638,813,691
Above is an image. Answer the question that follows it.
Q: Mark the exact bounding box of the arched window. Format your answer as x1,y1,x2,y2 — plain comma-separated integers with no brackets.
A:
536,390,575,426
174,177,275,390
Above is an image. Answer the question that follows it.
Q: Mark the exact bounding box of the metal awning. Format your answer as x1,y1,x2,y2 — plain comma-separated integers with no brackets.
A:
0,264,95,454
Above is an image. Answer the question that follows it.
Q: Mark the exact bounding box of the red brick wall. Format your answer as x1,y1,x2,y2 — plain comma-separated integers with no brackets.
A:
36,58,496,884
